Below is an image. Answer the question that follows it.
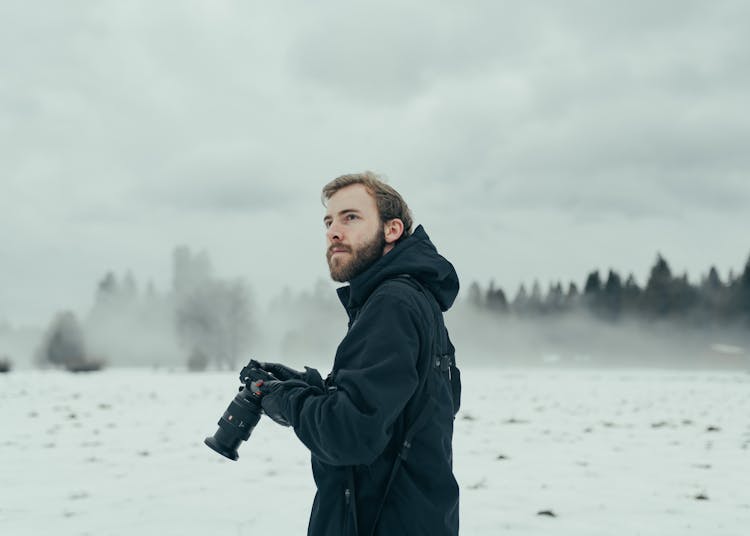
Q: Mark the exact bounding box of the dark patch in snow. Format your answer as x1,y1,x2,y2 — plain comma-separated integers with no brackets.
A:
706,425,721,432
467,478,487,490
694,493,709,501
504,418,528,424
537,509,557,517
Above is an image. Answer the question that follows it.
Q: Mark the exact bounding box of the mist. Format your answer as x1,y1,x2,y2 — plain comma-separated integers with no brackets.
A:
446,304,749,369
2,242,750,373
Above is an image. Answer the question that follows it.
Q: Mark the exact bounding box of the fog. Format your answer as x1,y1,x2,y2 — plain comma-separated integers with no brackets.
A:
2,237,749,373
2,277,747,374
446,305,749,370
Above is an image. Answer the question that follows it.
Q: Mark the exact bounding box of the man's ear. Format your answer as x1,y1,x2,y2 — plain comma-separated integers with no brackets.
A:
383,218,404,245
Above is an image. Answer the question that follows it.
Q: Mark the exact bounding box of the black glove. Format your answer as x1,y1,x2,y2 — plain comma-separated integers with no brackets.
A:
238,362,289,426
257,361,305,381
241,361,275,382
253,379,291,427
239,360,325,428
257,381,292,427
257,361,325,390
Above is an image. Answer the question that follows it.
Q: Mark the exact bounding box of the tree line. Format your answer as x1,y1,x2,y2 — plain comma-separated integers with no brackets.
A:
470,252,750,325
25,249,750,373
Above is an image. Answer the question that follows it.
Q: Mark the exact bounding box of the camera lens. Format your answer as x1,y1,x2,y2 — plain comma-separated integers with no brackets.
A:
204,390,262,461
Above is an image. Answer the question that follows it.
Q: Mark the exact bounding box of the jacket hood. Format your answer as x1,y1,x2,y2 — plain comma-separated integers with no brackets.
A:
336,225,459,312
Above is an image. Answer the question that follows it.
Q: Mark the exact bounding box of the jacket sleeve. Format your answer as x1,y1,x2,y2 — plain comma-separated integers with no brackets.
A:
262,292,423,466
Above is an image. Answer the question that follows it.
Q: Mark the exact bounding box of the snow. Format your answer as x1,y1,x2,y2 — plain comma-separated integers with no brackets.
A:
1,367,749,535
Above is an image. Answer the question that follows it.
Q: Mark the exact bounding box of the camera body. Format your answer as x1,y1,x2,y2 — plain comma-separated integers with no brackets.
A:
204,361,265,461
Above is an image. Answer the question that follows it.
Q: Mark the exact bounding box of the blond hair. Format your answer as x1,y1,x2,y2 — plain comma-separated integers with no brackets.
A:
321,171,414,242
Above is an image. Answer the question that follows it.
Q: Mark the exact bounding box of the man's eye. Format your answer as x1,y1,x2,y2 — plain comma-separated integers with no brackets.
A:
346,214,358,221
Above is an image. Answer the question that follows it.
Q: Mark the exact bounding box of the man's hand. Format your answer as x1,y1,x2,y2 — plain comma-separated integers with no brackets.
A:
238,364,291,427
257,361,325,390
257,361,305,381
239,360,326,428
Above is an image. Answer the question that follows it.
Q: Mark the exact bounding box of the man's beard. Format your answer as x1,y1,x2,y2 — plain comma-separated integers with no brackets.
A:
327,229,386,283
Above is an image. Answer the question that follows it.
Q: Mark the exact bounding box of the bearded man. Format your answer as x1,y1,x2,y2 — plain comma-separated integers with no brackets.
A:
252,172,461,535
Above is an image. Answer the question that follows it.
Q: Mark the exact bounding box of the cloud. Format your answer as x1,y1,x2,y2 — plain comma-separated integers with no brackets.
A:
285,3,524,105
1,0,749,325
134,143,302,213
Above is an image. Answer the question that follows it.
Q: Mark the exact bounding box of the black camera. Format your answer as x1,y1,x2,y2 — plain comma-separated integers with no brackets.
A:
204,360,266,461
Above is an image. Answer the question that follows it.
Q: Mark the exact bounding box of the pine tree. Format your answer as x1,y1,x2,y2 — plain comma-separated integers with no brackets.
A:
737,254,750,321
583,270,603,316
602,270,624,320
565,282,580,309
512,284,529,315
671,271,698,317
486,282,508,313
467,281,483,309
528,280,543,315
643,254,674,317
698,266,725,321
584,270,602,294
545,282,565,313
622,273,641,313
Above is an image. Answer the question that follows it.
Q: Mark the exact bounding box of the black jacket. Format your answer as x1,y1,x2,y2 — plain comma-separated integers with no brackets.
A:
265,225,460,535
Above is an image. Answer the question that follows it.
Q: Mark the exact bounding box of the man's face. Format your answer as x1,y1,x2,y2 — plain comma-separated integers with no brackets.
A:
324,184,386,282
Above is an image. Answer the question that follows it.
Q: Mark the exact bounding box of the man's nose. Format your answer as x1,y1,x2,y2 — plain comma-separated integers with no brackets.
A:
326,222,343,242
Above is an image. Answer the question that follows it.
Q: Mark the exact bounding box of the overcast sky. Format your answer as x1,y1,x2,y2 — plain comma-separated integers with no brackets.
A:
2,0,749,326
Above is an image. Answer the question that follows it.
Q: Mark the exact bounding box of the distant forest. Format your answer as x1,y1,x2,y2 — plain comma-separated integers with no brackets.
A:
467,253,750,326
11,248,749,373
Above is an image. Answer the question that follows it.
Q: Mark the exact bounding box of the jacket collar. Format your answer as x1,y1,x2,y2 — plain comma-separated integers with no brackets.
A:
335,225,459,313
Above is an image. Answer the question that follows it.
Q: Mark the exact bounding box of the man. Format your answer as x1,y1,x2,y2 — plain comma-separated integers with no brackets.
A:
253,172,460,535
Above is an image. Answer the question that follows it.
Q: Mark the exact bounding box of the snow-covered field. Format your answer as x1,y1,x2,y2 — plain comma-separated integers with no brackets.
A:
1,366,749,535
